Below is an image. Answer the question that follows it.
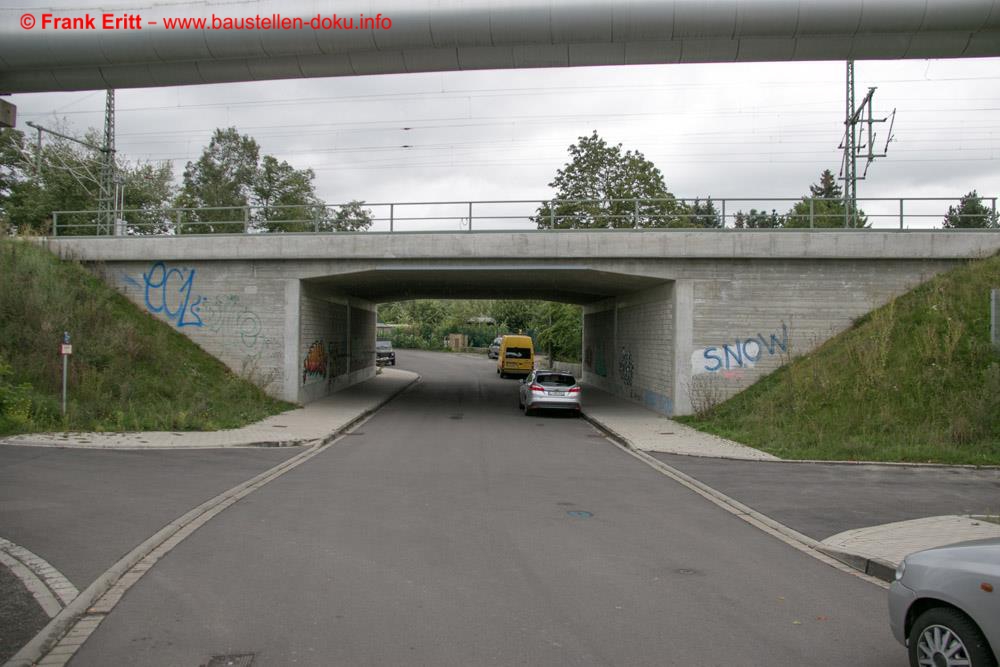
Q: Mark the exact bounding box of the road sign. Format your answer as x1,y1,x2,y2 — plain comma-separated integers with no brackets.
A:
61,344,73,355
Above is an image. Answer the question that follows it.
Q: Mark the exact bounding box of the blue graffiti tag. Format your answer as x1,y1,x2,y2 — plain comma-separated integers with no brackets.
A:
702,324,788,373
142,262,204,328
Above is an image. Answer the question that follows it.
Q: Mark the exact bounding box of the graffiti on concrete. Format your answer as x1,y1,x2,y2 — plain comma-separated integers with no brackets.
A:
303,340,329,384
200,294,269,353
642,389,672,415
691,323,788,375
618,346,634,386
135,262,204,328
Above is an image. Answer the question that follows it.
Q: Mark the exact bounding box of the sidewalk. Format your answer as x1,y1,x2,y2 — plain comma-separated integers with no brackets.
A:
0,369,419,450
579,382,1000,580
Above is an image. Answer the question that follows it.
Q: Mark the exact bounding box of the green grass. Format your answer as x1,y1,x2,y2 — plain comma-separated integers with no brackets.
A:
678,252,1000,465
0,238,292,435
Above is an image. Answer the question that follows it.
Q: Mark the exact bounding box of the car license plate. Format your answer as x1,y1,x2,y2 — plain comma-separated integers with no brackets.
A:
552,391,565,396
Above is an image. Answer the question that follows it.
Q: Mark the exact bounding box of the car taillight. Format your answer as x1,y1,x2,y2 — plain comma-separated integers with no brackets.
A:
530,384,545,392
568,386,581,393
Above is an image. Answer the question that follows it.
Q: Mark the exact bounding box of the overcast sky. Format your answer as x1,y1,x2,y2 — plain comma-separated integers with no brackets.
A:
8,56,999,229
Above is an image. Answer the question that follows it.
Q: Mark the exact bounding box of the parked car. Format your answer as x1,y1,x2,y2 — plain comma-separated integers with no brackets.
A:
375,340,396,366
888,537,999,667
518,370,581,416
497,334,534,378
488,336,502,359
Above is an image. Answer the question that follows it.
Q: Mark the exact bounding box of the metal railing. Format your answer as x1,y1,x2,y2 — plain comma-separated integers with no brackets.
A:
50,196,999,237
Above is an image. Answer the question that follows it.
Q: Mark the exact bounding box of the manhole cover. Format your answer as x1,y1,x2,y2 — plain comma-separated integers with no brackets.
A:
567,511,593,518
658,432,675,435
271,425,288,428
204,654,255,667
675,568,701,576
450,414,464,420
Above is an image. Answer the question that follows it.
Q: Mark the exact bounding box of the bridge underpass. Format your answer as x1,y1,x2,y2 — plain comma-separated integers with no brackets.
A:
44,229,1000,416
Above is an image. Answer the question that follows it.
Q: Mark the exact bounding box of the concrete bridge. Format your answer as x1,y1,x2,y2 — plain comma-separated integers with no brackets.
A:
44,230,1000,415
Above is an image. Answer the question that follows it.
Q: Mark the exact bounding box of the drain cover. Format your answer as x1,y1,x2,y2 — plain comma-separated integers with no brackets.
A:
567,511,593,518
450,414,464,420
204,654,255,667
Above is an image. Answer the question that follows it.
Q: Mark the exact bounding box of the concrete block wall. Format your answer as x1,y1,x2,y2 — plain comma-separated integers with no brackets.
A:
299,288,376,402
98,259,288,399
583,284,675,415
681,258,956,415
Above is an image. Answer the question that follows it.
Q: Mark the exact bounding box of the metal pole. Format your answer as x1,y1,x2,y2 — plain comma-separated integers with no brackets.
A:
468,201,473,231
389,203,394,232
243,206,250,233
992,289,1000,353
53,212,58,237
809,198,815,228
633,198,639,228
844,60,856,229
62,355,68,416
899,199,904,230
721,199,726,229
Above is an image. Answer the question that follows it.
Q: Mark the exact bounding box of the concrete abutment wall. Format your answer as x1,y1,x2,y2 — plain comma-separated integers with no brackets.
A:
95,260,375,405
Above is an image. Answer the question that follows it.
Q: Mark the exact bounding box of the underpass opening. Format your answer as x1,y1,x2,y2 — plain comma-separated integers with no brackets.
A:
299,265,679,414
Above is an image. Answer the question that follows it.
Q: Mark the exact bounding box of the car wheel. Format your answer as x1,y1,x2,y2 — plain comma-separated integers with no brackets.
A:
500,372,506,379
908,607,997,667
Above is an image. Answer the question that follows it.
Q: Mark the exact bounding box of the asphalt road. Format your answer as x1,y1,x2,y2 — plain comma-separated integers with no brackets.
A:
69,350,903,666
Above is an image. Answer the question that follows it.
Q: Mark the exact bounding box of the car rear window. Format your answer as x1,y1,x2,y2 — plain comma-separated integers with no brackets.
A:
536,374,575,386
376,341,392,350
504,347,531,359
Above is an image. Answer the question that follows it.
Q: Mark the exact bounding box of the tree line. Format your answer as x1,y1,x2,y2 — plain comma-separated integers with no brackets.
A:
379,299,583,363
0,126,373,235
533,130,997,230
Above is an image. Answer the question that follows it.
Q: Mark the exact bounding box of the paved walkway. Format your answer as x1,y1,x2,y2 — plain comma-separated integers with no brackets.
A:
0,369,419,450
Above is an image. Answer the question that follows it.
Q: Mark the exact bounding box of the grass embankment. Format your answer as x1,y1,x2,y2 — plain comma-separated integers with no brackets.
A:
678,253,1000,465
0,238,291,435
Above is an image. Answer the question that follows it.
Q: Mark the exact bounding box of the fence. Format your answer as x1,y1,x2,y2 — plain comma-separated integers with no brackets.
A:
50,196,999,237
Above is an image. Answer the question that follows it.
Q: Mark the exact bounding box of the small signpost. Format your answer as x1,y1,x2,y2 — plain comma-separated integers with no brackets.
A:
61,332,72,416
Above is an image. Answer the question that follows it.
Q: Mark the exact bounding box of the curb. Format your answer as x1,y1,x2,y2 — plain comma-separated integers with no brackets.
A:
581,411,892,588
3,372,420,667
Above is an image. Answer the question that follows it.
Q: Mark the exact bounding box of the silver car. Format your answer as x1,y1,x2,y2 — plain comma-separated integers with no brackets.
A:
888,537,999,667
518,371,581,416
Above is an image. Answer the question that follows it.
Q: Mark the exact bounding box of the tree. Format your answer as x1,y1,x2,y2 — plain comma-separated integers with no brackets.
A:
179,127,368,234
118,161,175,234
253,154,324,232
177,127,260,233
535,131,684,229
734,209,784,229
687,198,722,228
943,191,998,229
330,200,374,232
785,168,867,228
1,128,104,235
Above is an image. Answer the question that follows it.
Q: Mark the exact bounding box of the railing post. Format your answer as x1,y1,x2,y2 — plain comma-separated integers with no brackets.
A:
550,201,555,229
633,198,639,228
243,206,250,234
468,201,473,232
899,199,904,230
389,203,394,233
176,209,183,234
721,199,726,229
52,212,59,237
809,198,815,228
992,198,997,229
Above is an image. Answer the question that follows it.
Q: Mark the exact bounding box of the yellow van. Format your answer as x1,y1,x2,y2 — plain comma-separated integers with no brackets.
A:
497,335,534,378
